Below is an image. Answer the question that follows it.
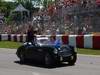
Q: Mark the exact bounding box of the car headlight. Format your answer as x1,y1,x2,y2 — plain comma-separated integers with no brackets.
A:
54,48,58,54
28,42,32,45
24,42,32,45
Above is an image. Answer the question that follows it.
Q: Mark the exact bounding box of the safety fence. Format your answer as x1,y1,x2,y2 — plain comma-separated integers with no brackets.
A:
0,34,100,49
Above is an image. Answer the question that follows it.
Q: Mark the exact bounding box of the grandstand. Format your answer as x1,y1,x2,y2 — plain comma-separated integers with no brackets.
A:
39,0,100,34
55,0,100,34
1,0,100,35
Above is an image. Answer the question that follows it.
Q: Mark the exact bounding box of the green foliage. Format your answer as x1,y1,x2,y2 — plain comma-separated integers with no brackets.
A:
14,0,33,10
24,0,33,11
42,0,47,8
5,16,13,25
0,0,55,23
0,1,16,17
42,0,55,8
0,1,16,24
14,0,34,17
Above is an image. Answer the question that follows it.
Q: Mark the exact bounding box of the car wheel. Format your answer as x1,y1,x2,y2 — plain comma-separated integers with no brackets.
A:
20,53,25,63
68,54,77,65
16,46,24,58
44,53,54,67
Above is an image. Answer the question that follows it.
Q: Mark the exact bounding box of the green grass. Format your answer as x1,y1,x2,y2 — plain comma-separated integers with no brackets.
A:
0,41,22,49
0,41,100,55
77,48,100,55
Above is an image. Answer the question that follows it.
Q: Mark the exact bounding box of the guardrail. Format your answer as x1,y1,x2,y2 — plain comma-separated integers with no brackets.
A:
0,34,100,49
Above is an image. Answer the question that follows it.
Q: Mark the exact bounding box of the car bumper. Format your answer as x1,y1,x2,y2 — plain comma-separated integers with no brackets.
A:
59,56,71,62
59,53,77,62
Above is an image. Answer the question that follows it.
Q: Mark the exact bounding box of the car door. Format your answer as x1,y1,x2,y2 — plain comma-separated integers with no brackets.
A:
36,46,45,61
25,45,37,59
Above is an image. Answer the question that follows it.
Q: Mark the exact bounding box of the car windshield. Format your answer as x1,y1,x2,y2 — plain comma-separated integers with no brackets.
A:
36,37,62,48
37,37,50,45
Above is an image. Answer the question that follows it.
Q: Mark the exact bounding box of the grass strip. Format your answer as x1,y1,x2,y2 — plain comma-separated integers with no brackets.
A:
0,41,100,55
0,41,22,49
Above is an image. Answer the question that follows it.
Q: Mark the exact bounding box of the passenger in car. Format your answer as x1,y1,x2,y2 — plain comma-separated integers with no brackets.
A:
54,37,62,48
49,35,56,44
49,35,62,48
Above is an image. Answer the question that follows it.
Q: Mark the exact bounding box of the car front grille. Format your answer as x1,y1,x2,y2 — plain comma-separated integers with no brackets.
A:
58,50,72,57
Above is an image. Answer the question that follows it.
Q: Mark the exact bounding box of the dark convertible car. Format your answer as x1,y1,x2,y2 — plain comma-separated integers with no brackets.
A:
16,36,77,66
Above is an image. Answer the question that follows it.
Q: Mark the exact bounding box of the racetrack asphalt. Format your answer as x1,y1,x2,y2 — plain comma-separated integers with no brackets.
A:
0,48,100,75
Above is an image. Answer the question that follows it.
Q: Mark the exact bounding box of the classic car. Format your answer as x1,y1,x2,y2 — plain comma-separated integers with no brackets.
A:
16,36,77,67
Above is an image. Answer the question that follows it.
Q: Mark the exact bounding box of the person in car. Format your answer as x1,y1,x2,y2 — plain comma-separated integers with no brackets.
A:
49,35,56,44
54,36,62,48
49,35,62,48
26,25,36,44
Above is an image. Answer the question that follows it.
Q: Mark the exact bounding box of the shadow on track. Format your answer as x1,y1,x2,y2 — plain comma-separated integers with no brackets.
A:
14,60,75,69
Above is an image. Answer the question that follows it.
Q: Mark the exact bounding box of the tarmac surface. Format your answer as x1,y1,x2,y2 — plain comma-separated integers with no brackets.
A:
0,48,100,75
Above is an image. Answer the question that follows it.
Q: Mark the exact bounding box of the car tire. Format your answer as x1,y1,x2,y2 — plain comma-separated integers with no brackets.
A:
17,46,26,64
20,53,25,63
68,54,77,65
44,53,54,67
16,46,24,58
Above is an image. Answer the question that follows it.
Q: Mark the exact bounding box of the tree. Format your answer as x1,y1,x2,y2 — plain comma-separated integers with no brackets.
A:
14,0,34,17
0,0,16,25
13,0,55,17
0,0,6,13
42,0,55,8
0,0,15,17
